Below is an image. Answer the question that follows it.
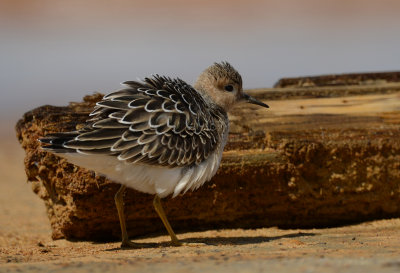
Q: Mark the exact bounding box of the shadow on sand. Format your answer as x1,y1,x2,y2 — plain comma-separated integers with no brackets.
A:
104,231,317,251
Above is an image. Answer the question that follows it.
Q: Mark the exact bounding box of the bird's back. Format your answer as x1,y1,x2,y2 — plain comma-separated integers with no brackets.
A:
40,75,229,197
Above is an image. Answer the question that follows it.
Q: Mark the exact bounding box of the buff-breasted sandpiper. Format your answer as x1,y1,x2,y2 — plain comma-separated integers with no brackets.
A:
40,62,269,247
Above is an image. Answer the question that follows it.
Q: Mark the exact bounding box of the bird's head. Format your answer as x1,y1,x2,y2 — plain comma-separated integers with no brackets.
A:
194,62,269,112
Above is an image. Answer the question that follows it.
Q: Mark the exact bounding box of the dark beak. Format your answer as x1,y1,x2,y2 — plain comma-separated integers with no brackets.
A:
243,93,269,108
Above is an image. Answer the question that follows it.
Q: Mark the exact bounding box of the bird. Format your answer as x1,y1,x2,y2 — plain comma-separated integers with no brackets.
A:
39,62,269,248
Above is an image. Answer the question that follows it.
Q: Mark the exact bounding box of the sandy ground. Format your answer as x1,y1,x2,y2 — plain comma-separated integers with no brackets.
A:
1,128,400,273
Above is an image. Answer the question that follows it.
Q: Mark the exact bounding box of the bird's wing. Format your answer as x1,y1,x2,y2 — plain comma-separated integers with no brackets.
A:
59,75,225,168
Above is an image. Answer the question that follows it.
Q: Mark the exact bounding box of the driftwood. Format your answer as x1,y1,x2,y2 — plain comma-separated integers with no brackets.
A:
16,72,400,241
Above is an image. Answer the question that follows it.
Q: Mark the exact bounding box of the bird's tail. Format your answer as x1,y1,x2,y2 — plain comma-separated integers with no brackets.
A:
39,132,79,153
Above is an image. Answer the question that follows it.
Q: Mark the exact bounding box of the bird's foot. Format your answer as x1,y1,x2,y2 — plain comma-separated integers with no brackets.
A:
120,240,142,249
170,239,183,247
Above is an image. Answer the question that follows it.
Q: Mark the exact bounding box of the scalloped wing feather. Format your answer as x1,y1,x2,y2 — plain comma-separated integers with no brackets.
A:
55,76,227,168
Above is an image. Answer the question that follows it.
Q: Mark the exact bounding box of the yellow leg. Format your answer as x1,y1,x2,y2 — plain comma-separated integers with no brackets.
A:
153,195,182,246
114,185,139,248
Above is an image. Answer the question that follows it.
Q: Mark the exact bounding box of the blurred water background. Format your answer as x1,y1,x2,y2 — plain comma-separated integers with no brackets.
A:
1,0,399,137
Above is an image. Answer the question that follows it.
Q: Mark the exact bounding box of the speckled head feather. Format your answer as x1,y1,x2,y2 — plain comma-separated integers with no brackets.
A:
206,62,243,87
193,62,246,111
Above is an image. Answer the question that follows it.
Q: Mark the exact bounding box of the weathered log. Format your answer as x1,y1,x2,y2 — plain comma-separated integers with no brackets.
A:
16,73,400,241
274,71,400,88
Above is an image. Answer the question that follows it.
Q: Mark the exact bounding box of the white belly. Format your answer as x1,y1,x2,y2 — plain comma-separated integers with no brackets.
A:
61,147,224,198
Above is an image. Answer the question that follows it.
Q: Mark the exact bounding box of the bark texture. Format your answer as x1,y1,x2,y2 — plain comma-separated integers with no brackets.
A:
16,72,400,241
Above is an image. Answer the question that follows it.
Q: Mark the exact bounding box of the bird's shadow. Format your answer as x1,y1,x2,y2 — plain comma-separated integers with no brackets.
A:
104,231,317,251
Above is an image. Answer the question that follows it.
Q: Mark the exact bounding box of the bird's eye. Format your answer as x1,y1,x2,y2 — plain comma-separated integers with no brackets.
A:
224,85,234,92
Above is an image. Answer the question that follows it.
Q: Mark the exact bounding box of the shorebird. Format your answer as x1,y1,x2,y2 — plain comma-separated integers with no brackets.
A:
40,62,269,247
